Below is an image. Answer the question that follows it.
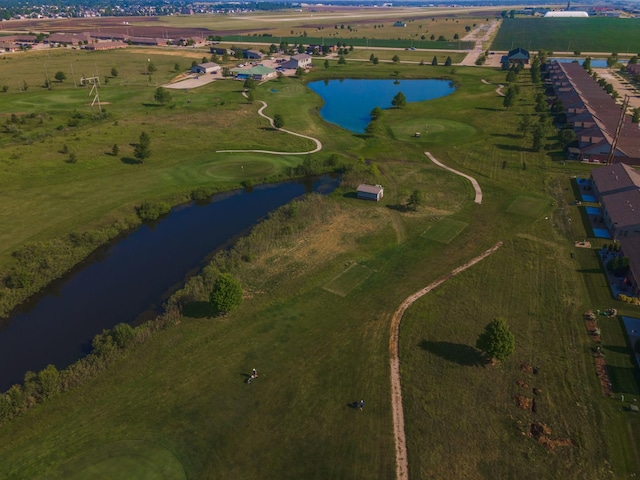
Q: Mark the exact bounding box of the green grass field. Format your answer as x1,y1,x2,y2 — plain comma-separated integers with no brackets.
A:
421,217,468,243
506,196,549,217
0,38,639,479
323,263,375,296
492,18,640,54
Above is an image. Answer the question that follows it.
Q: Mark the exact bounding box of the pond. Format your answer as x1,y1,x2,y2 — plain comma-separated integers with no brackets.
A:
307,78,456,134
0,176,338,392
551,58,627,68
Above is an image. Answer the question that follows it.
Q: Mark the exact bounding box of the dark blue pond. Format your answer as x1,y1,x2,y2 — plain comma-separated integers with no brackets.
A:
0,176,338,392
307,78,456,134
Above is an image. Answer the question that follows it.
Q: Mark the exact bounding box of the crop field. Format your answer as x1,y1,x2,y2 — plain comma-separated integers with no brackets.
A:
492,18,640,54
0,26,639,480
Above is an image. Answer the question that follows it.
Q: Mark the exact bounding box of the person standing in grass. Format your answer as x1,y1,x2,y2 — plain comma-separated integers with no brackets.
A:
359,400,364,411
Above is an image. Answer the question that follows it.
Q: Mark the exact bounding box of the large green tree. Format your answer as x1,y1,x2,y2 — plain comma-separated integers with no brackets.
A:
476,317,515,362
133,131,151,162
210,273,243,315
153,87,171,105
391,91,407,109
273,114,284,129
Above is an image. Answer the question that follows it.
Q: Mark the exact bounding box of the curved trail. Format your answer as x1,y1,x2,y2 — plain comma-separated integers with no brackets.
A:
216,99,322,155
389,242,503,480
425,152,483,204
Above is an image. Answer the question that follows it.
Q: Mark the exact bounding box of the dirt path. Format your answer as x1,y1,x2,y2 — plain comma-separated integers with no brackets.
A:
216,98,322,155
424,152,483,204
389,241,503,480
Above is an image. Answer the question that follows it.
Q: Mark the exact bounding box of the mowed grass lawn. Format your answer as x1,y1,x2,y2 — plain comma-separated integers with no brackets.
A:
492,17,640,53
0,44,638,479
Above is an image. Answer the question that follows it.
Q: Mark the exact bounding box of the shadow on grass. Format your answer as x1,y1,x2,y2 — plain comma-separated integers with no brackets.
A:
491,132,521,139
607,364,640,395
182,301,216,318
418,340,483,366
495,143,530,153
141,103,163,107
604,345,635,355
475,107,502,112
120,157,143,165
342,191,358,199
577,268,604,274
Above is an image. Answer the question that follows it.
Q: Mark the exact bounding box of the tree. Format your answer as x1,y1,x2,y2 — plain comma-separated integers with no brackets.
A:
431,56,438,66
243,78,257,90
112,144,119,156
295,66,305,78
532,122,545,152
324,59,329,69
153,87,171,105
111,67,119,77
147,61,157,75
503,87,516,109
559,128,576,147
133,131,151,162
632,108,640,124
392,54,400,63
273,114,284,129
54,71,66,82
444,56,452,66
246,89,255,103
518,114,533,138
391,91,407,109
372,57,379,65
209,273,243,315
406,190,422,211
476,318,515,362
38,365,61,399
338,55,346,65
370,106,383,120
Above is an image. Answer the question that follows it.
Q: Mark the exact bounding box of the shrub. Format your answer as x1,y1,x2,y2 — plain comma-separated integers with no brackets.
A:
210,273,243,315
136,201,170,221
112,323,136,349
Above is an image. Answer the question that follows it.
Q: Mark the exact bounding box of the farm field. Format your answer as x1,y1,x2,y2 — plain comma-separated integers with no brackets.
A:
492,18,640,54
0,21,639,479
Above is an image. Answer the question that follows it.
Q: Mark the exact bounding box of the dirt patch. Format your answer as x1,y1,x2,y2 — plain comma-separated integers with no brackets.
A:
520,363,539,375
529,422,573,451
594,356,613,397
516,379,529,389
515,395,533,411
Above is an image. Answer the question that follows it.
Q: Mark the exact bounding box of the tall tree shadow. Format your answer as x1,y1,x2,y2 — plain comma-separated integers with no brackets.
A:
419,340,483,366
183,301,216,318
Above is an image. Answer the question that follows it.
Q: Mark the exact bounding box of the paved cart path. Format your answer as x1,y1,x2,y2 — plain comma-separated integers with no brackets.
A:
425,152,483,204
389,241,503,480
217,99,322,155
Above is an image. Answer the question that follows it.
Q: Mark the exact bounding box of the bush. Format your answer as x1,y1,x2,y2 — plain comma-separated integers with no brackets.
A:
112,323,136,349
607,256,629,276
136,201,170,221
210,273,243,315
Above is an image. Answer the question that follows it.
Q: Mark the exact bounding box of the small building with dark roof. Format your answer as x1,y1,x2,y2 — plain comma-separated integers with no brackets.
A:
243,49,263,60
502,47,530,67
357,184,384,201
280,53,312,70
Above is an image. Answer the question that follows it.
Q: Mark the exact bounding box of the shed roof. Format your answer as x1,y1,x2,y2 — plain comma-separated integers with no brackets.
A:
198,62,220,69
357,184,384,195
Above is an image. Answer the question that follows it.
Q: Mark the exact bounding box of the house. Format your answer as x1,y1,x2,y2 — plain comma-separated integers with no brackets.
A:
617,237,640,296
627,63,640,77
280,53,312,70
591,163,640,239
191,62,220,74
502,47,530,67
393,21,407,27
84,41,127,51
357,184,384,201
0,41,17,52
211,47,233,56
243,49,263,60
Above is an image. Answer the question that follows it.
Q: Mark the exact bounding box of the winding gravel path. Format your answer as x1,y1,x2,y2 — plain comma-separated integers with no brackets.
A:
389,242,503,480
216,99,322,155
425,152,483,204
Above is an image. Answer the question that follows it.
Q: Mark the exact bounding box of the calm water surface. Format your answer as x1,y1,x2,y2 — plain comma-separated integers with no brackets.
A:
307,78,456,134
0,176,338,391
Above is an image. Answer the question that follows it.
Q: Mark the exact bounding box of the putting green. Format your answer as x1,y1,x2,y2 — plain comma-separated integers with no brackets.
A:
390,119,476,145
421,218,467,244
48,440,186,480
506,196,549,218
323,263,374,297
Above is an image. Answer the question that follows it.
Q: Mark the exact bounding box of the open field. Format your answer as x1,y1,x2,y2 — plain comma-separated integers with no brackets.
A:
492,18,640,54
0,29,639,480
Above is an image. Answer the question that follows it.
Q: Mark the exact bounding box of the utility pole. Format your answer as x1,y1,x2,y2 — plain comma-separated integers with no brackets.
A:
606,95,630,165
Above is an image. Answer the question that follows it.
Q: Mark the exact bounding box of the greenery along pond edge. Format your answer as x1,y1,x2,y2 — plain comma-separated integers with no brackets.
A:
0,192,341,427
